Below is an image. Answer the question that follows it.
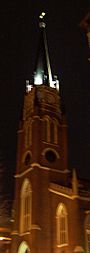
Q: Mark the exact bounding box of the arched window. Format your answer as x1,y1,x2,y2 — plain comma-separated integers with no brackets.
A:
42,116,59,144
50,120,55,144
18,241,30,253
42,116,50,143
56,203,68,247
25,119,32,148
20,179,32,234
51,118,58,144
85,214,90,253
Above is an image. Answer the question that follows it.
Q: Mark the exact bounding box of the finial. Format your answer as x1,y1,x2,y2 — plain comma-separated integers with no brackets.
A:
39,12,46,28
39,12,46,19
26,80,33,93
72,168,78,195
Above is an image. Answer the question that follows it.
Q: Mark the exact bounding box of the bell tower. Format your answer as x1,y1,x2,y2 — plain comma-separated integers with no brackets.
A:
11,13,69,253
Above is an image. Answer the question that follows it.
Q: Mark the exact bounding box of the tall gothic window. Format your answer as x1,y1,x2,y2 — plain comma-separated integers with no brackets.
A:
25,119,32,148
42,116,50,143
20,178,32,234
18,241,30,253
42,116,59,144
51,119,58,144
85,214,90,253
56,203,68,247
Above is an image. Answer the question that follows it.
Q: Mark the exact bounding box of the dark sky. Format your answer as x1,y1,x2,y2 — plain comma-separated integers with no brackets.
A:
0,0,90,198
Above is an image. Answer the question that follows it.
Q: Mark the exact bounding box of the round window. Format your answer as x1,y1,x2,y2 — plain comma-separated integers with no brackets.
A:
24,153,31,166
45,150,56,163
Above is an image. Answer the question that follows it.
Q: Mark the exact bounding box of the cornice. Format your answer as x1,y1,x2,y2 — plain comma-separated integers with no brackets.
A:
15,162,69,178
49,183,90,201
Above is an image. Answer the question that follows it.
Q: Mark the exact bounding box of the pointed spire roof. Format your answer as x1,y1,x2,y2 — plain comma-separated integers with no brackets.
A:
26,13,59,93
34,12,53,86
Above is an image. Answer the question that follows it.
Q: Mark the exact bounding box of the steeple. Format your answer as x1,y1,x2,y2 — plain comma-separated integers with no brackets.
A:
33,12,59,91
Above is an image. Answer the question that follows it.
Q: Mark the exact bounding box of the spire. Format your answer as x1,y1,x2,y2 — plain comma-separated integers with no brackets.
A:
33,12,59,91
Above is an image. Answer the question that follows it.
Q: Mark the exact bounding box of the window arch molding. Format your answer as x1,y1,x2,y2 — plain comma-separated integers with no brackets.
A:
20,178,32,234
22,150,32,165
42,147,60,159
18,241,30,253
56,203,68,247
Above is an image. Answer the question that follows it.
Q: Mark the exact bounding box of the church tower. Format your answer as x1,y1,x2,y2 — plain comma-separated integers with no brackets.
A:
11,13,90,253
11,13,69,253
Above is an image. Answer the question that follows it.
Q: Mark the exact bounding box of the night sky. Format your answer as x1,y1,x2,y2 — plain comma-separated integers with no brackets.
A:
0,0,90,199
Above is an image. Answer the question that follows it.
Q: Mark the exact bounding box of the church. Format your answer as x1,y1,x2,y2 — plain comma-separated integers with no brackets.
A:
0,12,90,253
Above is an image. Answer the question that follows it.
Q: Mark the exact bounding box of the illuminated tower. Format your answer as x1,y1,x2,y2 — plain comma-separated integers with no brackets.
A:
11,12,90,253
11,12,69,253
